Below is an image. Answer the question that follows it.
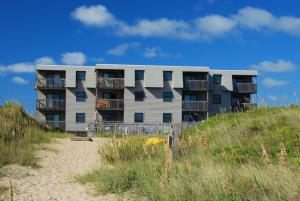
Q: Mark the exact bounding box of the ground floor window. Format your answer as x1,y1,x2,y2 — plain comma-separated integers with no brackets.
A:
134,113,144,123
163,113,172,123
102,113,117,122
76,113,85,123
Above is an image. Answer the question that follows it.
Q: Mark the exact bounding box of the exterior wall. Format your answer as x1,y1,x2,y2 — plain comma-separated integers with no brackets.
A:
124,80,182,123
35,64,258,132
65,82,96,132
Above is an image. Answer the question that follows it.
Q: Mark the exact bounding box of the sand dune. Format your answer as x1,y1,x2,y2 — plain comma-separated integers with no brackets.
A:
0,138,118,201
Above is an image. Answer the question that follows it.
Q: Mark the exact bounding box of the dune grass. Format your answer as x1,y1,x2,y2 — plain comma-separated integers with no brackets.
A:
0,102,67,169
77,105,300,201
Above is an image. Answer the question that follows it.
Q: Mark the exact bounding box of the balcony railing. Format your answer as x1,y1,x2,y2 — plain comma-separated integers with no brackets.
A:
183,80,208,91
35,78,65,89
97,78,124,89
235,83,257,93
232,103,257,111
182,101,208,111
36,99,65,110
96,99,124,110
45,121,65,130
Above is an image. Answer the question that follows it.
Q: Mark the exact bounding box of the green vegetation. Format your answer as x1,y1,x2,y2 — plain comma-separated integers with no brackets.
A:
78,106,300,201
0,102,67,169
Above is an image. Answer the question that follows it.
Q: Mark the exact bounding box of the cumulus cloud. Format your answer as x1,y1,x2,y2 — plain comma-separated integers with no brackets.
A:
196,15,237,36
263,77,288,88
71,5,300,40
61,52,86,65
106,43,139,56
251,60,297,72
11,76,29,85
0,63,34,73
35,57,56,65
71,5,117,27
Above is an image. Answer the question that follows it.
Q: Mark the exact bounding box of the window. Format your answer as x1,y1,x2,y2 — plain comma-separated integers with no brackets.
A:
102,113,117,122
163,92,173,102
76,71,86,81
213,94,222,104
134,113,144,123
163,113,172,123
76,92,86,102
163,71,172,81
213,74,222,84
135,91,144,101
76,113,85,123
135,70,144,80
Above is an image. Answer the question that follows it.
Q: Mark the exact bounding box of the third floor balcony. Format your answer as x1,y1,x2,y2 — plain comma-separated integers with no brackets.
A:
97,78,124,89
183,80,208,91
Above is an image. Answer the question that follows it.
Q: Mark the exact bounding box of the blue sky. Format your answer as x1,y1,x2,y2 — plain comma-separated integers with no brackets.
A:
0,0,300,114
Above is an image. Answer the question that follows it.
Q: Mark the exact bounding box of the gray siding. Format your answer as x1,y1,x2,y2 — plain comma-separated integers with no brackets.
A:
124,68,135,87
144,68,163,88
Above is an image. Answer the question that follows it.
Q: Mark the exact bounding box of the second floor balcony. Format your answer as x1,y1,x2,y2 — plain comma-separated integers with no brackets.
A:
96,99,124,110
183,80,208,91
182,101,208,112
97,78,124,89
235,83,257,94
36,99,66,110
35,78,65,89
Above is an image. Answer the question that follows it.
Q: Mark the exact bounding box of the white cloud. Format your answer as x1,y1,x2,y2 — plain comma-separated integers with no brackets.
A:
233,7,275,30
72,5,300,40
71,5,117,27
196,15,236,36
61,52,87,65
144,47,182,59
11,76,29,85
106,43,139,56
263,77,288,88
90,57,106,63
0,63,34,73
35,57,56,65
251,60,297,72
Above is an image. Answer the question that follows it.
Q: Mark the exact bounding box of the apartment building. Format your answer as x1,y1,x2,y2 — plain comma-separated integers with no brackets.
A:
35,64,258,132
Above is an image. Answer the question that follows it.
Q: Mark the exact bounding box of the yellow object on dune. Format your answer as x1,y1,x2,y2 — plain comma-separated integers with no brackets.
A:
145,138,165,145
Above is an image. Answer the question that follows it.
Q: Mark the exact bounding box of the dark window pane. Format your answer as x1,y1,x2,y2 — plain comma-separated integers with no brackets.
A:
76,71,86,81
213,74,222,84
76,113,85,123
135,91,144,101
163,113,172,123
163,71,172,81
76,92,86,102
135,70,144,80
213,94,222,104
134,113,143,123
163,92,173,102
102,113,117,122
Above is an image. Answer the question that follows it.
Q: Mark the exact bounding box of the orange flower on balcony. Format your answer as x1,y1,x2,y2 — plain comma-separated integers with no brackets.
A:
97,99,110,109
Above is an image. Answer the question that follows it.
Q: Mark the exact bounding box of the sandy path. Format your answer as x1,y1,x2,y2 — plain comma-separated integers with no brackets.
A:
0,138,117,201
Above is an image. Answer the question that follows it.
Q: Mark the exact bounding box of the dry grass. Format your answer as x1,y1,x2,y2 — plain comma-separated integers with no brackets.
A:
78,105,300,201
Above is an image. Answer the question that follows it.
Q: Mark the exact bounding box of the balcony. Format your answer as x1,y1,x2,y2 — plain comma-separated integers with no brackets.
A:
36,99,65,110
183,80,208,91
97,78,124,89
35,78,65,89
45,121,65,130
182,101,208,112
96,99,124,110
235,83,257,94
232,103,257,111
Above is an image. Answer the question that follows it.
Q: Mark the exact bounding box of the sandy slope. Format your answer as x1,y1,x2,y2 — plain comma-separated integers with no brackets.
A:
0,138,118,201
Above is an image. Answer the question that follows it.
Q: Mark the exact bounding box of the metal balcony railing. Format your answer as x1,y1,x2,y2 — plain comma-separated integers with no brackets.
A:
182,101,208,111
45,121,65,130
241,103,257,110
183,80,208,91
35,78,65,89
36,99,65,110
96,99,124,110
236,83,257,93
97,78,124,89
